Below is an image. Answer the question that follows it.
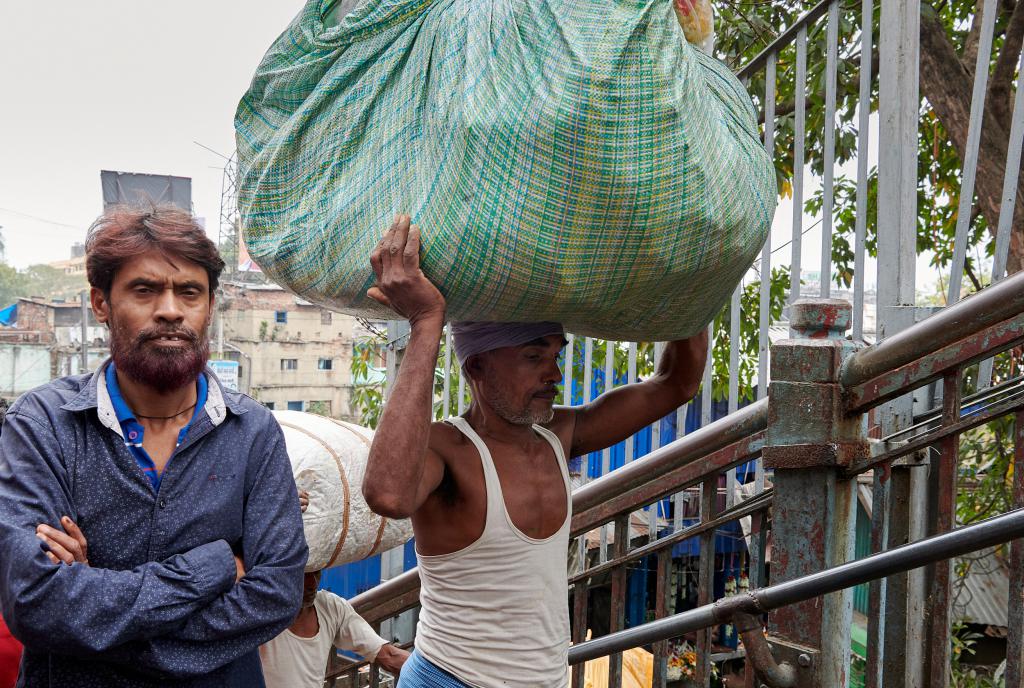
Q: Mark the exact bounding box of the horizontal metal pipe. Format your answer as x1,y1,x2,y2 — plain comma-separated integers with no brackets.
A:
841,270,1024,389
568,490,773,585
844,311,1024,414
569,508,1024,664
572,398,767,515
736,0,833,80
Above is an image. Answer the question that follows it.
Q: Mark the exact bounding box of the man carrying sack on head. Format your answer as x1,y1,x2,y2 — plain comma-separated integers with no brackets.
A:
362,215,708,688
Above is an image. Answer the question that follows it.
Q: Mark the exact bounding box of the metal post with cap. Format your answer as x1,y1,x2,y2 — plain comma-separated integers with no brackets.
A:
761,298,865,687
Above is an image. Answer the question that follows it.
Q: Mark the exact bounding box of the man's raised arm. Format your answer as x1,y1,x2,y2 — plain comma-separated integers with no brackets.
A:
568,330,709,458
362,215,447,519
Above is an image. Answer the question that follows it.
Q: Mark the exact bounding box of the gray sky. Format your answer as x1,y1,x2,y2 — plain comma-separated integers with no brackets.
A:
0,1,300,269
0,3,941,295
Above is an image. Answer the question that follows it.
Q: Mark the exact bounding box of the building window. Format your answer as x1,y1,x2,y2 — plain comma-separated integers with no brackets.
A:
275,311,288,324
307,400,331,416
318,358,333,371
265,401,275,410
281,359,298,371
321,310,332,325
287,401,304,412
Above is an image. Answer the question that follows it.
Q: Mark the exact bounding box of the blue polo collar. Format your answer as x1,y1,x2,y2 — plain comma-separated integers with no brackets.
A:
105,362,207,427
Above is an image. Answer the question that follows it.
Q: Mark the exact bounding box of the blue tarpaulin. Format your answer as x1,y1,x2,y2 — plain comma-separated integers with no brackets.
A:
0,303,17,327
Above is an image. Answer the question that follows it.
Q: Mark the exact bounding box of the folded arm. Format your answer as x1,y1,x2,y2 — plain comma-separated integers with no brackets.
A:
132,424,307,676
0,410,237,656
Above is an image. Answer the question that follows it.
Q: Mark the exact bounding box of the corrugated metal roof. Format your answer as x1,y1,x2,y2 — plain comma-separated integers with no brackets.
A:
856,488,1009,628
952,548,1009,628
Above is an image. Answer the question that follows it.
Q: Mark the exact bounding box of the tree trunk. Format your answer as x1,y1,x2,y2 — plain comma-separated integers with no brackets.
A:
919,2,1024,275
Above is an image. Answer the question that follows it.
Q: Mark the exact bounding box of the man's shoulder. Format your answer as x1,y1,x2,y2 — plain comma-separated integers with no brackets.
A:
7,373,94,421
313,590,357,627
427,420,471,458
314,589,350,609
224,388,273,417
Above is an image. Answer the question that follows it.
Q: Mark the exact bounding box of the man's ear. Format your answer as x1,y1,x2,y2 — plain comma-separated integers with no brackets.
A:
464,354,485,384
90,287,110,326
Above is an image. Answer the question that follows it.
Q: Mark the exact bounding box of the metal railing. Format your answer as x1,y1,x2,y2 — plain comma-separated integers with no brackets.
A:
326,1,1024,685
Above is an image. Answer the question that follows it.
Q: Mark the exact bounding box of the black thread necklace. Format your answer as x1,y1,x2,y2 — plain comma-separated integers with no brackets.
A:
135,403,197,420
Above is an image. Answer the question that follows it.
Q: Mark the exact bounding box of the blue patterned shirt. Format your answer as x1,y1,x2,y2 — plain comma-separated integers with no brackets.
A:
105,362,208,492
0,360,307,687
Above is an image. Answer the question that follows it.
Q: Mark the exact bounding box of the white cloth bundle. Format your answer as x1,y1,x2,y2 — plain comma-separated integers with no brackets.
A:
273,411,413,572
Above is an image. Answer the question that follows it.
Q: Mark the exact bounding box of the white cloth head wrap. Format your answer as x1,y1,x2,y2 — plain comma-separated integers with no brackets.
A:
451,321,565,369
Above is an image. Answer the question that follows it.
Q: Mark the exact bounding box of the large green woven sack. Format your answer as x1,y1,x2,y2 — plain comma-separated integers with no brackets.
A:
236,0,776,341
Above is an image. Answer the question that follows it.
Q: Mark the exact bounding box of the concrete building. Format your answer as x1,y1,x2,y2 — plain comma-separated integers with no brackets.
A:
216,282,359,419
47,242,87,276
0,297,108,399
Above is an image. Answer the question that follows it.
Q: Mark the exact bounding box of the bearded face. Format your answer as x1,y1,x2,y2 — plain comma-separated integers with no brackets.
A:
93,249,214,393
479,379,556,426
107,309,210,391
470,336,565,426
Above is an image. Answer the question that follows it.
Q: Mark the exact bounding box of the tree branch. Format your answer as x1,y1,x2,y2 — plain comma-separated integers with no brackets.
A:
961,0,987,79
920,1,1024,274
988,0,1024,127
964,258,984,291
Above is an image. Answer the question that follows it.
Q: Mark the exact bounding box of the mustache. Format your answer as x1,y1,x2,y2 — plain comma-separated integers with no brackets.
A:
137,326,200,344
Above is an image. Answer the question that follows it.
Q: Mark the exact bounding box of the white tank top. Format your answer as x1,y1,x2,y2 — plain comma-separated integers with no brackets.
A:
414,417,572,688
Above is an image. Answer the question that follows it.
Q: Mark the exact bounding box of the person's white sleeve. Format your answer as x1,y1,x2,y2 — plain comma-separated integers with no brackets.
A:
319,591,388,661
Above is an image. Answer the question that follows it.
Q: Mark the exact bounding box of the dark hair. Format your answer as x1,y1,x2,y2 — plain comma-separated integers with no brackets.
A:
86,204,225,295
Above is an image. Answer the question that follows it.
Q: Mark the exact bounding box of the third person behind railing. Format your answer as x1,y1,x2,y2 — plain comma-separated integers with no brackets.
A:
362,215,708,688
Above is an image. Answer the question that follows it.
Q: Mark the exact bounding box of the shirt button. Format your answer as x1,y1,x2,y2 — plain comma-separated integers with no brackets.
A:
128,431,138,440
159,499,167,508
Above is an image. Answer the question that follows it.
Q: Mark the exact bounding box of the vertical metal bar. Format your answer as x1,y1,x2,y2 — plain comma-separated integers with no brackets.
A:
727,285,741,507
695,477,717,687
650,342,665,457
791,26,808,305
754,49,774,581
673,402,689,533
563,333,576,406
650,342,665,540
701,326,713,429
866,465,890,688
579,338,594,567
1007,410,1024,688
625,343,637,463
582,338,594,411
853,0,874,342
877,0,920,333
877,3,924,680
946,0,998,305
979,46,1024,388
759,52,777,400
651,549,671,688
923,372,961,688
571,581,588,688
608,515,629,688
993,43,1024,285
442,327,451,417
369,663,380,688
457,367,466,415
883,464,929,688
820,0,840,298
601,341,615,563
